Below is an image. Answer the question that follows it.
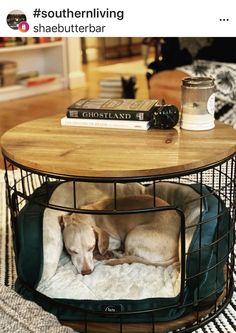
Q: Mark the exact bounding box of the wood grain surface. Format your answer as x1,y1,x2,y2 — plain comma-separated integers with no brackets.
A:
1,114,236,178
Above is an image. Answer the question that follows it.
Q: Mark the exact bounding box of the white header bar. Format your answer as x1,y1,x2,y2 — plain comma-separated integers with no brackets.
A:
1,0,235,37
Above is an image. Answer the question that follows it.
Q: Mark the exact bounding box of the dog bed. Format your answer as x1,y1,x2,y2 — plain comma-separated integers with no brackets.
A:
13,181,232,324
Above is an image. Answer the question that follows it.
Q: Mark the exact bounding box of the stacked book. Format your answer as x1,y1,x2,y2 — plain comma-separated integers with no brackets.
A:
99,75,137,99
61,98,159,131
19,73,60,87
99,77,123,98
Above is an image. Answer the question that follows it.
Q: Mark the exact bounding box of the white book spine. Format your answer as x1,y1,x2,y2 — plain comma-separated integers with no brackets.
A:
61,117,150,130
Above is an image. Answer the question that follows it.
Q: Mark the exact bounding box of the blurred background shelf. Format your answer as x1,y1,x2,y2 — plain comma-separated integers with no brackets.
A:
0,78,66,102
0,41,64,53
0,39,69,101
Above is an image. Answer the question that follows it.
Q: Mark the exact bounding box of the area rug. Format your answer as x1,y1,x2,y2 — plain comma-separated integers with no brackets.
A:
0,284,73,333
0,171,235,332
0,172,16,287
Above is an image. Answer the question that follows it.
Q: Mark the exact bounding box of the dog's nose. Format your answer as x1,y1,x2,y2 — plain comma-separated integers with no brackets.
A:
81,269,92,275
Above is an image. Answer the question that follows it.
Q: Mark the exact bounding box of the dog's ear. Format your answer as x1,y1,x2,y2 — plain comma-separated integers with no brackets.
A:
59,215,71,229
93,226,109,255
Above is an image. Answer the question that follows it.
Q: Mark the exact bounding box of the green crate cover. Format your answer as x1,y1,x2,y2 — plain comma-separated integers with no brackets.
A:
14,182,233,323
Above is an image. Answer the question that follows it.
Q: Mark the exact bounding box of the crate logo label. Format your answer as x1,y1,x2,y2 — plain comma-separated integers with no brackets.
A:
103,304,124,312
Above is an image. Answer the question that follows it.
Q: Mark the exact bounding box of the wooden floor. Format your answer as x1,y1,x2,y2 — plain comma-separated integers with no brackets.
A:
0,56,149,169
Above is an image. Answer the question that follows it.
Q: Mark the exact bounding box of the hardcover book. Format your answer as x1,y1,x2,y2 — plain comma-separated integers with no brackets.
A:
99,77,123,87
61,117,150,130
67,98,159,121
99,92,123,98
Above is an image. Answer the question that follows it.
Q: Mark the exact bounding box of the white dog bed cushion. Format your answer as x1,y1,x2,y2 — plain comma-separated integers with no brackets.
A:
37,251,180,300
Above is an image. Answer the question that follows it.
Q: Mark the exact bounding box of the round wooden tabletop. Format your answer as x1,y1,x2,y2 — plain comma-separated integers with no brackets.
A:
1,114,236,178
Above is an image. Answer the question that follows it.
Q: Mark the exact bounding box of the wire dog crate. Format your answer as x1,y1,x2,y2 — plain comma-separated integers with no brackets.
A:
3,153,236,333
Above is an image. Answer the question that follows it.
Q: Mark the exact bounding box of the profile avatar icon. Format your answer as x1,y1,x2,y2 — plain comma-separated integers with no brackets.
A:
7,10,28,31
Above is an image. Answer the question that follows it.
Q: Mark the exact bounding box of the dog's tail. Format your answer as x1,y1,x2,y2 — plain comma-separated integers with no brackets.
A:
105,255,179,268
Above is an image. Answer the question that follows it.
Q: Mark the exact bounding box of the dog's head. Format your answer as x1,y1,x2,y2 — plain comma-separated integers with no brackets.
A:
60,214,109,275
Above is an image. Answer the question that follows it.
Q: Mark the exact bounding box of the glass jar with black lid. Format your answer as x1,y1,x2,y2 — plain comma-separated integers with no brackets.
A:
181,77,215,131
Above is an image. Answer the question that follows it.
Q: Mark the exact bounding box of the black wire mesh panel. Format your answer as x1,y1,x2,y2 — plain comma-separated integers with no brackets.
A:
3,154,236,333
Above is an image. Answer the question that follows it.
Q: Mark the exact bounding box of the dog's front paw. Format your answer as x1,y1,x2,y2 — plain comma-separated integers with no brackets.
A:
94,250,116,261
104,258,119,266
